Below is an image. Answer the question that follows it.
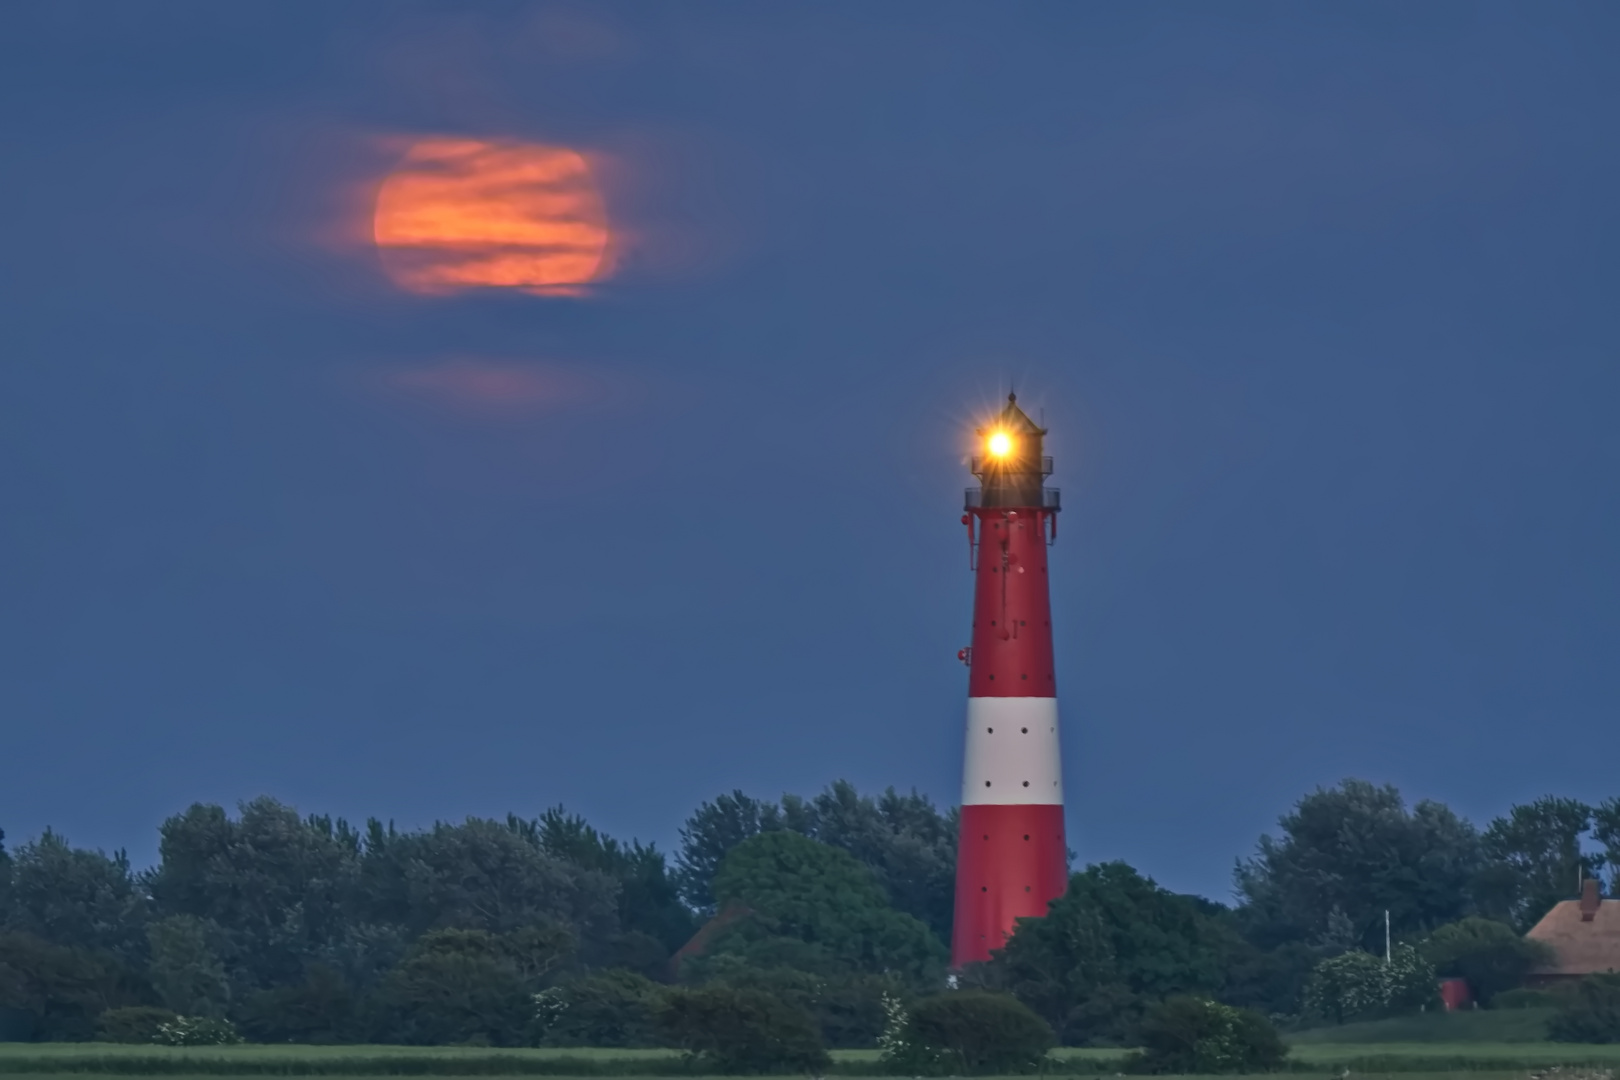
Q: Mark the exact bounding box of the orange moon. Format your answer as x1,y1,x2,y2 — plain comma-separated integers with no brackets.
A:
372,139,613,297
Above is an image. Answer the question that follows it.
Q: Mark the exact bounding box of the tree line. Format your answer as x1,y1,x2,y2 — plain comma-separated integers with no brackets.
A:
0,778,1615,1047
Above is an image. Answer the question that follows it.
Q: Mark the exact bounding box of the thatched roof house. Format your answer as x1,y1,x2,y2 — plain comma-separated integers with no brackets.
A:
1526,879,1620,982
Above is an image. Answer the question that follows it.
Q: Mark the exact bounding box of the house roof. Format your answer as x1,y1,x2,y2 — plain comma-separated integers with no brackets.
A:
1526,881,1620,976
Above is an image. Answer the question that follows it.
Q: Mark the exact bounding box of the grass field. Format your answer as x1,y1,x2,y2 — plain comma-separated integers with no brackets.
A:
4,1016,1619,1080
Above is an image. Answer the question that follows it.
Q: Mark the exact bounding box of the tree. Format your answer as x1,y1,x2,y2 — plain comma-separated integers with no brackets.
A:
146,800,362,991
674,783,958,943
1422,917,1552,1004
1592,799,1620,895
803,783,957,945
368,930,536,1047
703,831,946,983
0,829,12,926
675,792,788,912
530,808,697,958
904,991,1055,1074
1235,780,1481,949
656,984,829,1073
1477,797,1599,930
3,831,149,965
988,862,1242,1045
1303,944,1435,1025
358,817,618,944
0,932,142,1042
146,916,230,1018
1128,997,1287,1074
236,963,357,1044
534,968,664,1047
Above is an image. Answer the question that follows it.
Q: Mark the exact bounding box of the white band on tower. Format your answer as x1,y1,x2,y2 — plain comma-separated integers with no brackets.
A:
960,697,1062,806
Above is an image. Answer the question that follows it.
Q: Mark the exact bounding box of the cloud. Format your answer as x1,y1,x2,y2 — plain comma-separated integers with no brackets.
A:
372,139,616,297
381,359,602,414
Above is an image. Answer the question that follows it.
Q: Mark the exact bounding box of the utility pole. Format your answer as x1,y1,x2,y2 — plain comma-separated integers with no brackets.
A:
1385,910,1391,964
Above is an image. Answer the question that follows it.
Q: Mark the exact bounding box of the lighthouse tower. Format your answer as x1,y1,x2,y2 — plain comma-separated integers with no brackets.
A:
951,393,1068,967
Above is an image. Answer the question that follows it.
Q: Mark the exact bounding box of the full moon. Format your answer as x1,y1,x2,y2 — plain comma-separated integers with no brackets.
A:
372,138,614,297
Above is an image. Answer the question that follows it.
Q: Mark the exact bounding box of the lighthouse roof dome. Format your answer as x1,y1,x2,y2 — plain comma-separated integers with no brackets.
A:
981,393,1045,437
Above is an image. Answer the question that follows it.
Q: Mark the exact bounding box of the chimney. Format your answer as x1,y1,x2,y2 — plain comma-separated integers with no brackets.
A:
1581,878,1601,922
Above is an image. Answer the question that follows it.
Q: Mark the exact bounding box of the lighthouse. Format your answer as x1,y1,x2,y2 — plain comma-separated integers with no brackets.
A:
951,393,1068,967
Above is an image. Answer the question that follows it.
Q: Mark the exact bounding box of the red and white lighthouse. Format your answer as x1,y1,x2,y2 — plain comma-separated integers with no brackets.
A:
951,393,1068,967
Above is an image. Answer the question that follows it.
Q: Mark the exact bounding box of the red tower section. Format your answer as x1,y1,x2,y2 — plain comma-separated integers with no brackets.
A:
951,394,1068,968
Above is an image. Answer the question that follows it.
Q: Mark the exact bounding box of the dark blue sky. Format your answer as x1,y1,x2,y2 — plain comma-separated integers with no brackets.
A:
2,3,1617,902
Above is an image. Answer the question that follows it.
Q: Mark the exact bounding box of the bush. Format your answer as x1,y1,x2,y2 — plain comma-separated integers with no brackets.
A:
1550,974,1620,1043
885,991,1055,1075
536,969,664,1048
369,931,534,1047
96,1006,180,1043
1304,944,1436,1024
656,985,829,1073
237,964,358,1044
1126,997,1287,1074
1492,986,1559,1010
1424,918,1553,1005
153,1016,242,1046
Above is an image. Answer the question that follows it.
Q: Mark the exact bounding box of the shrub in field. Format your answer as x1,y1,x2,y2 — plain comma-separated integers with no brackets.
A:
1549,974,1620,1042
891,990,1055,1075
370,930,534,1046
95,1006,180,1043
535,969,664,1048
1125,997,1287,1074
685,955,895,1049
154,1015,242,1045
656,984,829,1073
237,963,358,1044
1423,917,1553,1004
1304,944,1436,1024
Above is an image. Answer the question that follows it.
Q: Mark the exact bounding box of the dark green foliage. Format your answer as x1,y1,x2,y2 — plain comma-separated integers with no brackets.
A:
705,831,945,984
1127,996,1287,1074
1423,917,1553,1004
1593,798,1620,893
987,862,1242,1044
537,969,664,1048
673,783,956,941
1235,780,1481,950
1303,944,1437,1025
368,930,538,1047
656,985,829,1073
147,801,361,994
359,818,618,943
236,964,358,1044
13,778,1620,1047
95,1006,179,1043
146,916,230,1018
674,793,789,913
1549,973,1620,1042
0,932,143,1042
800,783,958,946
686,959,894,1049
905,991,1054,1074
1477,797,1599,930
4,831,149,967
531,809,696,958
0,829,12,926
